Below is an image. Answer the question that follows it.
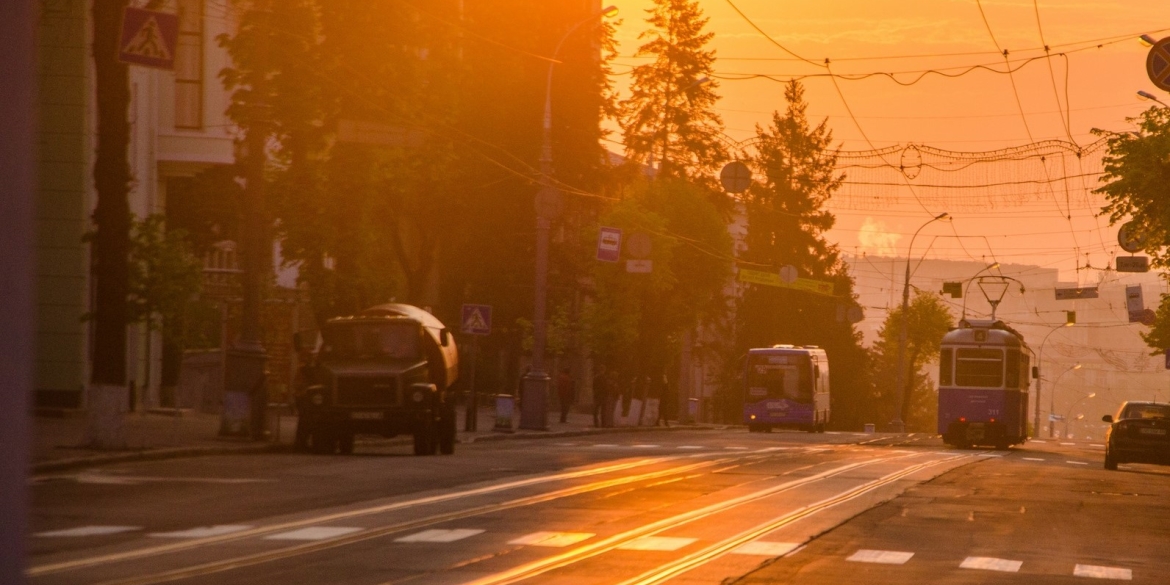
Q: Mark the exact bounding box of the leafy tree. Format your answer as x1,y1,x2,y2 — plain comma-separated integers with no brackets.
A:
868,293,954,431
727,80,868,428
619,0,726,181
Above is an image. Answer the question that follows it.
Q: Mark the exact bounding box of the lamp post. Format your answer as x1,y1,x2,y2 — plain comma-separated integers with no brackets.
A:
1049,363,1082,438
1137,90,1169,108
1033,322,1073,438
1063,391,1096,439
521,5,617,431
891,212,949,432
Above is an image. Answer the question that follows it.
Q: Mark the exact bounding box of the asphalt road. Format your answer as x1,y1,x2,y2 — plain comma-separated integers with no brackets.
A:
27,431,1170,584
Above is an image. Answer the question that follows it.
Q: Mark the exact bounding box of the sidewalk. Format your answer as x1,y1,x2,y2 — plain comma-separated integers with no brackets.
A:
32,404,702,473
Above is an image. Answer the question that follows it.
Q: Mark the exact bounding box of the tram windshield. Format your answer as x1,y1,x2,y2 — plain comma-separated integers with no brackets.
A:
746,354,812,401
954,348,1004,387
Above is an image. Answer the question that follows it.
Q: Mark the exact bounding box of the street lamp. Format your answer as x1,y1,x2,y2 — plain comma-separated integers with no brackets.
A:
1137,90,1169,108
1063,392,1096,439
891,212,950,432
522,5,618,431
1049,363,1082,438
1033,322,1073,438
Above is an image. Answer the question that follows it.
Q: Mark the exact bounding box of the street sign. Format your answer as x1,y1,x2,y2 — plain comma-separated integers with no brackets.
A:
1148,37,1170,92
1116,256,1150,273
119,7,179,70
1118,221,1147,254
460,304,492,336
720,161,753,194
626,232,652,259
596,227,622,262
1054,287,1098,300
1127,285,1145,323
941,282,962,298
1049,414,1064,422
626,259,652,273
739,268,835,296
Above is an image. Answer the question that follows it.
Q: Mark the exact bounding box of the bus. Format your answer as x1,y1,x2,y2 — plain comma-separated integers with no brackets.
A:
743,345,829,433
938,319,1034,448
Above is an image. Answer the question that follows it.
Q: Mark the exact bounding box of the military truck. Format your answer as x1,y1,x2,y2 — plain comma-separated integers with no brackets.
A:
293,303,459,456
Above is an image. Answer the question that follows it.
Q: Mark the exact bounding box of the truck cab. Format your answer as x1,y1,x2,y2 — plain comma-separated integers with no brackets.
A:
295,304,458,455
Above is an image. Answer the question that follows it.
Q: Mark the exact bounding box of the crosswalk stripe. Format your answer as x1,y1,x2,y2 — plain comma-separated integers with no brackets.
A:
960,556,1022,572
617,536,697,551
508,532,594,547
264,527,363,541
847,549,914,564
36,526,140,537
149,525,251,539
395,528,484,543
1074,564,1132,580
731,541,800,556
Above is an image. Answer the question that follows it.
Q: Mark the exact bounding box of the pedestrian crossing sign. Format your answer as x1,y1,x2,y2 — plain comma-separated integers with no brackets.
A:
461,304,492,336
119,7,179,70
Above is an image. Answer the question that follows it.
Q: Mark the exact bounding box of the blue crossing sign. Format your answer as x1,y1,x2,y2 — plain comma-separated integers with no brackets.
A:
461,304,492,336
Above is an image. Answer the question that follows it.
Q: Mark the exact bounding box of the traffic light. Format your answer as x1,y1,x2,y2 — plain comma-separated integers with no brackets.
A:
1066,311,1076,325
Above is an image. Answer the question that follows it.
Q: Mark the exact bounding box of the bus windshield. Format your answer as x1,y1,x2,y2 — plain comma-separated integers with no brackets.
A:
746,354,811,401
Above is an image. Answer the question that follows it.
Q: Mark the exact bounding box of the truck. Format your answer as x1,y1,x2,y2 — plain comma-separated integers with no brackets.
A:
292,303,459,456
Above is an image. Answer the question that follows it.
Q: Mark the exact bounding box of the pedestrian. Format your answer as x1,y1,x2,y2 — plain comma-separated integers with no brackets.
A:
592,365,609,427
656,373,673,427
250,369,270,441
557,367,575,423
292,348,320,450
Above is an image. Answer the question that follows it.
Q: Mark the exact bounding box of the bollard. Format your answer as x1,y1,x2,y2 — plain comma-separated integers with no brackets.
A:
493,394,515,432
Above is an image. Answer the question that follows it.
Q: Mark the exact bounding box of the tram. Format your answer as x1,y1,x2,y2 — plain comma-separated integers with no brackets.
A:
938,319,1034,448
743,345,829,433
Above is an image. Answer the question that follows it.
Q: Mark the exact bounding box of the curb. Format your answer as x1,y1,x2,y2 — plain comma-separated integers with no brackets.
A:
31,424,716,474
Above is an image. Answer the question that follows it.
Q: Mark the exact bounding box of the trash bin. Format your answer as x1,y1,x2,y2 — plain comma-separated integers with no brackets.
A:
494,394,515,432
864,423,876,434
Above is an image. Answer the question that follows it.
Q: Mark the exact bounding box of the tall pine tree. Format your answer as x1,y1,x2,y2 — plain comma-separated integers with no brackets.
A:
619,0,726,181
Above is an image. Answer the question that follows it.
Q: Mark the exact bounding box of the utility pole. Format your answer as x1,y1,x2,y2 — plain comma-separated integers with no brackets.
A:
0,0,36,580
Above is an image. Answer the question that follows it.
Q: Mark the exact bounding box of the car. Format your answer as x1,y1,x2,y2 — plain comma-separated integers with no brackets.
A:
1102,401,1170,470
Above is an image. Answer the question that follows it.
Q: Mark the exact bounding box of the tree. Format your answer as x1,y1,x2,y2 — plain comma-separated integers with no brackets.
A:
869,293,954,431
619,0,726,181
728,80,869,428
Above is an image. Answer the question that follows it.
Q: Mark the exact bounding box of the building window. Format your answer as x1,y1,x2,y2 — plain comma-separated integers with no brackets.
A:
175,0,203,129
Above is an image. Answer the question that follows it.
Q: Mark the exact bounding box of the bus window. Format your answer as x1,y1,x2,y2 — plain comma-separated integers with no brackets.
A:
1005,349,1020,388
746,354,811,400
955,348,1004,388
939,348,953,386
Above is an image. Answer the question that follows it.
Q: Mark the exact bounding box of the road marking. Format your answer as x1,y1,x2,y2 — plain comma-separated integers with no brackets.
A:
509,532,594,547
1090,444,1105,448
1067,461,1089,465
149,526,251,539
678,446,703,450
593,444,618,448
1061,442,1076,446
847,549,914,564
36,526,140,537
731,541,800,556
264,527,363,541
1023,457,1046,461
632,445,660,449
1074,564,1132,580
1031,439,1046,443
395,528,484,543
725,447,748,450
960,556,1022,572
618,536,697,551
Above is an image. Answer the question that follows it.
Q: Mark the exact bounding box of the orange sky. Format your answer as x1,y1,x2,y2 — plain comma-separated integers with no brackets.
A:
605,0,1170,281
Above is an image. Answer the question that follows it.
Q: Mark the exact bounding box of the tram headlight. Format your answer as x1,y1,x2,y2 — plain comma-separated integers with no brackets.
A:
311,393,324,406
412,390,425,403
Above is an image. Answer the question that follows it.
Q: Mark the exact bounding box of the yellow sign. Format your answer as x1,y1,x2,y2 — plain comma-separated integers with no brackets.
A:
738,268,835,296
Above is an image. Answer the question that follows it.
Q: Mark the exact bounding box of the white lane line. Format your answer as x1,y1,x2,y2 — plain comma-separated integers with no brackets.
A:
847,550,914,564
1067,461,1089,465
509,532,594,547
632,445,660,449
1061,442,1076,446
725,447,749,450
395,528,484,543
960,556,1022,572
678,446,703,450
618,536,697,551
1031,439,1047,443
593,444,618,448
731,541,800,556
264,527,363,541
36,526,141,537
150,526,251,539
1023,457,1046,461
1089,444,1105,448
1074,564,1132,580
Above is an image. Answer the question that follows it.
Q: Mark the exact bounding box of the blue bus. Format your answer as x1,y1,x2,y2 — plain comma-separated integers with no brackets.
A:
938,319,1034,448
744,346,829,433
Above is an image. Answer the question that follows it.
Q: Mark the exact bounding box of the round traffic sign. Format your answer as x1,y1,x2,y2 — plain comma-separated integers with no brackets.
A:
1148,37,1170,92
779,265,798,284
720,161,753,194
1118,221,1147,254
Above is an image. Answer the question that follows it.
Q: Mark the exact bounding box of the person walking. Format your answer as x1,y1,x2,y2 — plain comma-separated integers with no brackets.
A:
556,367,575,423
592,365,609,427
655,373,673,427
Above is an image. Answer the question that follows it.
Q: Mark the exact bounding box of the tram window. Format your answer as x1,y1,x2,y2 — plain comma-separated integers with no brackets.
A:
955,348,1004,388
1005,349,1020,388
939,348,953,385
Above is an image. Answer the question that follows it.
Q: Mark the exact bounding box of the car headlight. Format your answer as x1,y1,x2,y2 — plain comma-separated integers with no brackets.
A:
311,393,324,405
412,391,425,403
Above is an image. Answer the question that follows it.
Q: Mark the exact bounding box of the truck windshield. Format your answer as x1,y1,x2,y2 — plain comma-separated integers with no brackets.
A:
321,322,420,360
745,354,811,401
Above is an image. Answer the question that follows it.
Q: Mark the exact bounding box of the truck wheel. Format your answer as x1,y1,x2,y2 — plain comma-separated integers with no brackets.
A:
339,433,355,455
1104,446,1118,470
439,410,456,455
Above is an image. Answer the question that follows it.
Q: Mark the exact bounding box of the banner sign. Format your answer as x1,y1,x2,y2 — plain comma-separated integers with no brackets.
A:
739,268,835,296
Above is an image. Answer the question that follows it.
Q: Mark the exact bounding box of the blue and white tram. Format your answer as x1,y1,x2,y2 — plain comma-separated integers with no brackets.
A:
938,320,1033,448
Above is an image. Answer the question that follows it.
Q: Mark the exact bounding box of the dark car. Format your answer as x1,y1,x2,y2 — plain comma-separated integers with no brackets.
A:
1102,401,1170,470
